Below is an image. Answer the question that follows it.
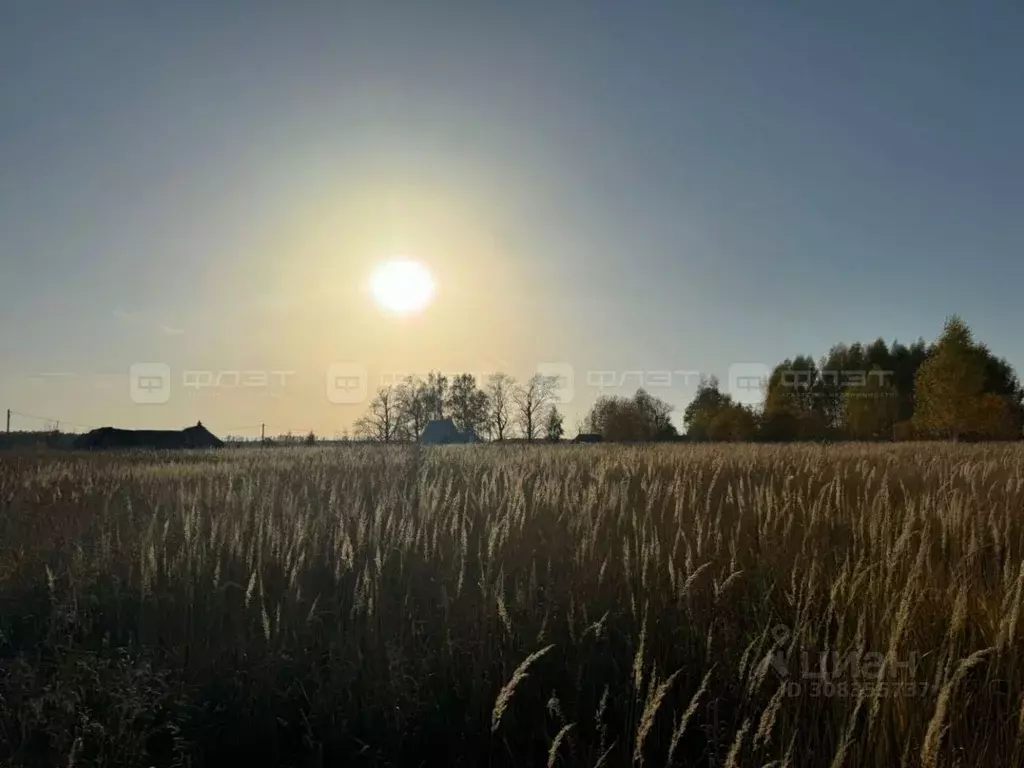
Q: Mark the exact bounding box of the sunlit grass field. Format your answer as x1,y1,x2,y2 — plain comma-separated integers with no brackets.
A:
1,444,1022,767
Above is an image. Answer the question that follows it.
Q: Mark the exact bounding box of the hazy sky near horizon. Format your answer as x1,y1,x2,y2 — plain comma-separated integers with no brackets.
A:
2,2,1023,436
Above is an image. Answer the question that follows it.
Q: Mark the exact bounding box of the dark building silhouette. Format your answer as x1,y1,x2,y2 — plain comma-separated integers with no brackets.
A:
573,433,603,443
420,418,478,445
73,421,223,450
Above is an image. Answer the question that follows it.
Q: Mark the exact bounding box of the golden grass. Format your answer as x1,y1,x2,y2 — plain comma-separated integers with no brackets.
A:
0,442,1022,766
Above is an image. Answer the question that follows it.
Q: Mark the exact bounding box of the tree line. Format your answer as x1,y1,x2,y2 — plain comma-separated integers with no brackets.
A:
686,315,1023,442
351,316,1023,443
353,372,570,442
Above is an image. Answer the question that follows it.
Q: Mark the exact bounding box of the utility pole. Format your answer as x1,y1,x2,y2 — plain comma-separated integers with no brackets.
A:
261,422,265,445
6,409,9,433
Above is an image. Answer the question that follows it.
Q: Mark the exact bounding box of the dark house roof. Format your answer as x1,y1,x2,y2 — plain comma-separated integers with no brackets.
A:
73,421,224,450
420,418,478,445
573,433,603,443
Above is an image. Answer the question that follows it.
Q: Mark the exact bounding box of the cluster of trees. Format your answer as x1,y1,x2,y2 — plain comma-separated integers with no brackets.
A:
685,316,1024,442
354,372,566,443
353,369,685,444
583,389,680,442
352,317,1022,444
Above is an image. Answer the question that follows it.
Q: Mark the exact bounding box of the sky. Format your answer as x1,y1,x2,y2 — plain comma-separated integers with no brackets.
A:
2,2,1023,438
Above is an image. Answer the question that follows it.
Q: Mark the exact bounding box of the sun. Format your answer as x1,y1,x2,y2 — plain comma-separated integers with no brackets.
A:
370,259,436,315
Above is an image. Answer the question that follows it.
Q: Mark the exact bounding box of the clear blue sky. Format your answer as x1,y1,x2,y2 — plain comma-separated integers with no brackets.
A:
2,2,1022,436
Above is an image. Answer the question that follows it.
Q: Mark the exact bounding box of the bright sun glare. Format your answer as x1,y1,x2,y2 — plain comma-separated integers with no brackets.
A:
370,259,436,315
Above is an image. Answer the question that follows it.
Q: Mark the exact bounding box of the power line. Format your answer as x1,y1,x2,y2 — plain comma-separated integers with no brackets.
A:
260,424,322,435
7,409,99,431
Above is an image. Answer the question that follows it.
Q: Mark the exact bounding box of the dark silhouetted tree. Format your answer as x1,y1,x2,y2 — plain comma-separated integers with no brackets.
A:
448,373,489,437
633,388,676,440
395,376,430,441
683,376,731,441
708,403,758,441
586,389,676,442
354,385,403,443
844,365,900,440
485,372,516,441
889,339,930,423
422,371,449,421
545,405,564,442
514,374,557,442
761,357,829,440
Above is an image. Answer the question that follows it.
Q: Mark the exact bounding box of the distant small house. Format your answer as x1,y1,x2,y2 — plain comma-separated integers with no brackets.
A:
573,433,603,443
73,421,224,450
420,418,478,445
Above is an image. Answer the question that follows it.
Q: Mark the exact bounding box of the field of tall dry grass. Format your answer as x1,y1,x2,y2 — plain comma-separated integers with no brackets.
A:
1,443,1022,767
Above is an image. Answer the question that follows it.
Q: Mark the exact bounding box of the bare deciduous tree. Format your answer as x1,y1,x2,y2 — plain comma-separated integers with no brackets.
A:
395,376,430,441
353,385,403,443
513,374,557,442
485,372,516,441
423,371,449,421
